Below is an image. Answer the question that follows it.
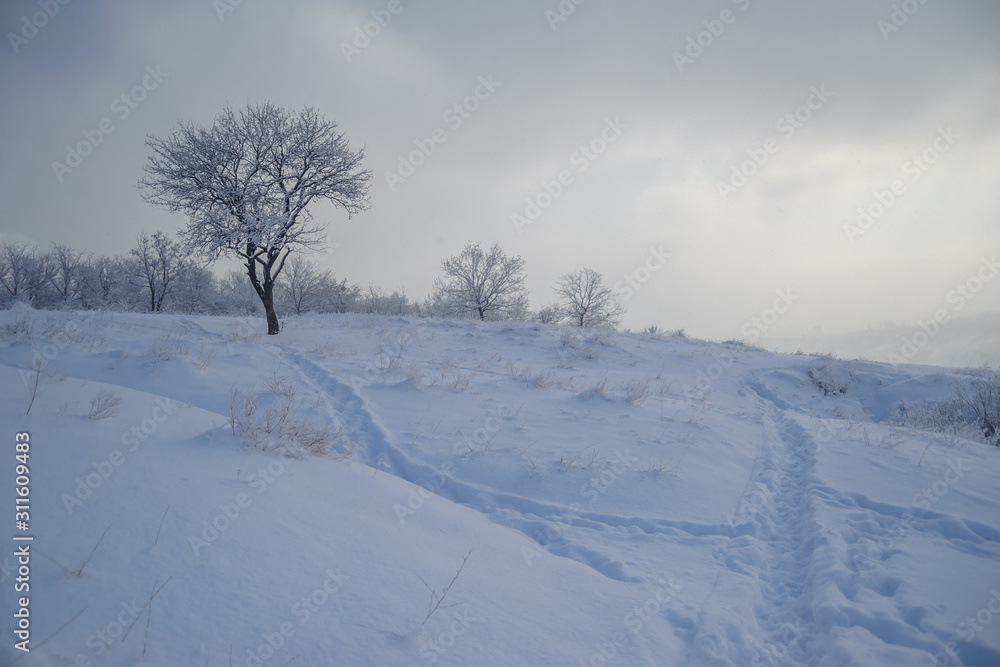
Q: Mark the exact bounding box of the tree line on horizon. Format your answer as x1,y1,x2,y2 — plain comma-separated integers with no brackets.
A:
0,236,628,330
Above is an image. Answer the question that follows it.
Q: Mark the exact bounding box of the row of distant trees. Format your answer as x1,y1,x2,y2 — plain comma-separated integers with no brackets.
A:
3,102,627,331
0,237,626,327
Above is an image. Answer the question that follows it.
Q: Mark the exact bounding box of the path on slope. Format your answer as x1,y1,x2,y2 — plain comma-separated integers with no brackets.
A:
280,347,734,587
746,378,823,665
727,373,1000,666
677,375,824,665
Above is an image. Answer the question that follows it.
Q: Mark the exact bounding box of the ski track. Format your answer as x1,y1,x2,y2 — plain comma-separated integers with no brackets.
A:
280,347,734,586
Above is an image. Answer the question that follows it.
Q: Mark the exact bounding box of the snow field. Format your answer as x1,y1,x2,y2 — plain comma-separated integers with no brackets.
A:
0,307,998,666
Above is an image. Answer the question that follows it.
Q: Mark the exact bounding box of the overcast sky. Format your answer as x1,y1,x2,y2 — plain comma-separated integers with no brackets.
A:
1,0,998,340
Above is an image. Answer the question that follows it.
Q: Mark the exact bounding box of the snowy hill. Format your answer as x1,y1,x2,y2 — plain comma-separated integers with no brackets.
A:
1,307,999,667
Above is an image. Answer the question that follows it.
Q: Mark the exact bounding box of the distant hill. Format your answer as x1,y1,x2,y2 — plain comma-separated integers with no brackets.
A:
760,311,1000,369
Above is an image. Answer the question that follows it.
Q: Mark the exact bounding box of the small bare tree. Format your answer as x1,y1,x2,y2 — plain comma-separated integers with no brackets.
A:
46,244,87,306
277,255,329,315
80,255,131,310
130,231,186,312
139,102,371,334
555,267,625,328
276,256,358,315
432,242,528,321
360,284,410,316
361,284,387,314
0,241,36,305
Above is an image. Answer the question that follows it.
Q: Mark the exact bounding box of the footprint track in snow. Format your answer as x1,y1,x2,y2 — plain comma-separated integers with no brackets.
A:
280,348,728,584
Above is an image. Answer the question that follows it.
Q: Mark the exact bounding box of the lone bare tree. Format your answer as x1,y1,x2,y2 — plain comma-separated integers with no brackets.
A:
433,242,528,321
139,102,371,333
555,267,624,328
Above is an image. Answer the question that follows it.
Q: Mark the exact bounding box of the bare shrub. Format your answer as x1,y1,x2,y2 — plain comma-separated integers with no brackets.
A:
405,362,426,386
88,389,122,420
560,330,581,349
147,334,185,361
228,381,351,457
447,372,472,392
954,369,1000,445
532,370,554,390
892,370,1000,446
624,378,650,406
193,343,216,370
808,361,853,396
581,378,608,400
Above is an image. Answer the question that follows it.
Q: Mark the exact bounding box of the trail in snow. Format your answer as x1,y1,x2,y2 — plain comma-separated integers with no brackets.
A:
281,347,731,586
751,409,823,666
738,372,1000,666
675,378,824,665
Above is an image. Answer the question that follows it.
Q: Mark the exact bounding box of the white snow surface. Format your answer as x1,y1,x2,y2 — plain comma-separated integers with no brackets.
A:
0,307,998,667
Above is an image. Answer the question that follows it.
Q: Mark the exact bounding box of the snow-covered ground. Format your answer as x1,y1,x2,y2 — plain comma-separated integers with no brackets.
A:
1,306,998,666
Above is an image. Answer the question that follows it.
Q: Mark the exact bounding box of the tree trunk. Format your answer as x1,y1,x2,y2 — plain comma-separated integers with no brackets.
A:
245,247,281,335
261,282,280,335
